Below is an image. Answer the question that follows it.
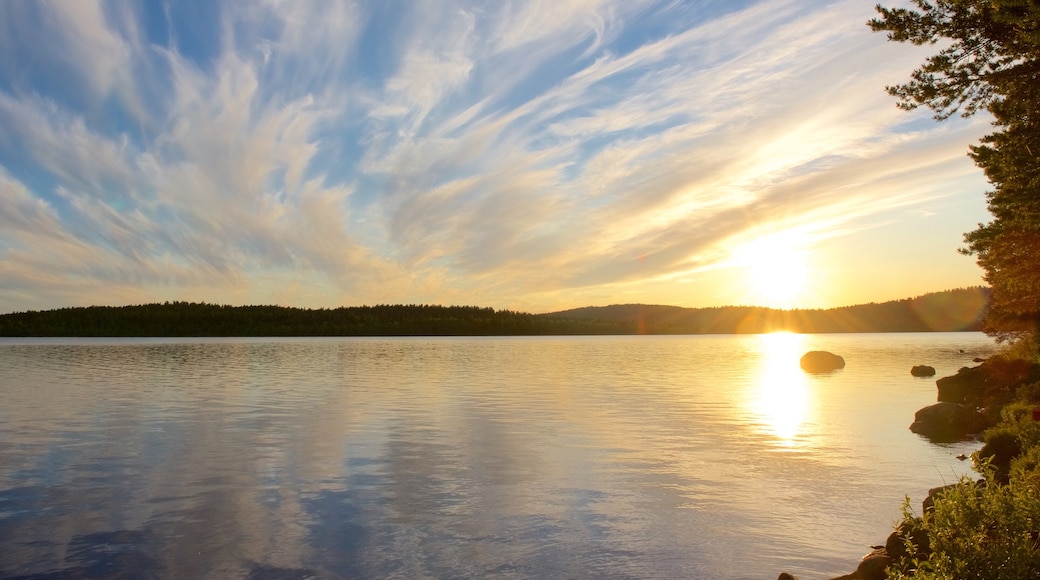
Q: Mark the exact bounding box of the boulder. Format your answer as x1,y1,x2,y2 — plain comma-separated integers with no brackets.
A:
922,483,960,513
978,430,1022,484
828,549,891,580
909,402,976,441
800,351,845,373
778,574,799,580
936,357,1040,405
910,365,936,377
855,551,891,580
885,518,930,562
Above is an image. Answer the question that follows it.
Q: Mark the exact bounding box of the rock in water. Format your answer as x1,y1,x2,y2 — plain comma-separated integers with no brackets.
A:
856,551,892,580
909,402,975,441
936,357,1040,404
800,350,845,373
827,547,892,580
910,365,936,377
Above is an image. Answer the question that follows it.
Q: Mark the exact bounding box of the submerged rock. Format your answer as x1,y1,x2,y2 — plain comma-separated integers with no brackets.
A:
800,350,845,373
910,365,936,377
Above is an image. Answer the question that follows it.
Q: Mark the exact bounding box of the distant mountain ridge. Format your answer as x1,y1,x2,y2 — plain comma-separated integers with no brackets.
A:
542,287,989,334
0,287,988,336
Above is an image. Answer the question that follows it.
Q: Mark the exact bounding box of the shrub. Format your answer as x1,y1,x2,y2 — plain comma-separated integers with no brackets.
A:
996,334,1040,365
978,426,1023,484
1009,445,1040,490
997,403,1040,451
886,475,1040,579
1015,381,1040,404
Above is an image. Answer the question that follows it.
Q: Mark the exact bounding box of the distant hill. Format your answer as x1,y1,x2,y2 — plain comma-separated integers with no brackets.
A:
542,287,989,334
0,287,988,337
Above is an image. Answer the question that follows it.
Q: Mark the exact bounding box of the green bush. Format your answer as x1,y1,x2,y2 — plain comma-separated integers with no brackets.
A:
978,427,1022,484
997,335,1040,365
1015,381,1040,404
1009,445,1040,489
996,403,1040,450
887,400,1040,579
887,474,1040,579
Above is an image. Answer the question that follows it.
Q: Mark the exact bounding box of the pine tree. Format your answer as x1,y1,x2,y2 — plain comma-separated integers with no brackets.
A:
871,0,1040,347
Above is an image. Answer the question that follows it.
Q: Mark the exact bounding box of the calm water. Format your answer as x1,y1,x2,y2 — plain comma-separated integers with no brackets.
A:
0,333,995,579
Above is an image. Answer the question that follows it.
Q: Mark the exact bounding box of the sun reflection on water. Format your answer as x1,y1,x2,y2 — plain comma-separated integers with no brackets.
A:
750,332,813,449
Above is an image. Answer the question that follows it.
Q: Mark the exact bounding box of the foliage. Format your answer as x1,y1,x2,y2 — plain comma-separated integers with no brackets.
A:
962,72,1040,343
869,0,1040,121
1016,380,1040,402
1009,443,1040,486
870,1,1040,350
979,426,1021,481
999,333,1040,364
886,474,1040,579
994,401,1040,450
886,394,1040,578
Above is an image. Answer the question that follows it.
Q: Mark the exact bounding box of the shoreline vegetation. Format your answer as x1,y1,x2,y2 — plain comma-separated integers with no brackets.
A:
797,348,1040,580
808,0,1040,574
0,287,987,337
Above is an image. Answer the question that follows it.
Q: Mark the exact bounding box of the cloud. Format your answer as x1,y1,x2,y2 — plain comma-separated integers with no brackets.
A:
0,169,65,240
491,0,615,53
0,0,991,313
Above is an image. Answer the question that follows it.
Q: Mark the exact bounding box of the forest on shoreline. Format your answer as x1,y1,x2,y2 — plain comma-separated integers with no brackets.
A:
0,287,987,337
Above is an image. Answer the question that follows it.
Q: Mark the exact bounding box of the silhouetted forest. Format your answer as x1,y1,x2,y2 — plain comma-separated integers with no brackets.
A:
0,287,988,337
548,287,989,334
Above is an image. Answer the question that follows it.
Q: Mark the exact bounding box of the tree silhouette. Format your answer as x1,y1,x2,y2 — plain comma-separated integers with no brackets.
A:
871,1,1040,349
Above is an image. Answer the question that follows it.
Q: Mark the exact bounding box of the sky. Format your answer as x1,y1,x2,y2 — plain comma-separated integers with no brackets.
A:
0,0,994,315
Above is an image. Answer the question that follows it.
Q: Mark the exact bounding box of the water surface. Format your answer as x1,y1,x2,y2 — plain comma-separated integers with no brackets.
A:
0,333,994,578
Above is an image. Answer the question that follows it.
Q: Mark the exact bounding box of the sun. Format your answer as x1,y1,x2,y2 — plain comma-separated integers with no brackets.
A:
732,231,810,309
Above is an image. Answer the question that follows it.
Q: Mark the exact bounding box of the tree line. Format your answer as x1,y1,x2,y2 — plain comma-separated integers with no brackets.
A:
0,288,987,337
0,302,614,337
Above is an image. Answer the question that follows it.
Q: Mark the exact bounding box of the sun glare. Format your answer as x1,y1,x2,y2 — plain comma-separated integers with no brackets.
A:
751,332,812,448
732,232,810,309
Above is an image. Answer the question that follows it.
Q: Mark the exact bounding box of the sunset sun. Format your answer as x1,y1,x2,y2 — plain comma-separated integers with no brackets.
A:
732,232,810,309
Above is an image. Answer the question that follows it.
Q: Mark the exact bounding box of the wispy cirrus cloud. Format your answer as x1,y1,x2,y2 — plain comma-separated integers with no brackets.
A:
0,0,988,313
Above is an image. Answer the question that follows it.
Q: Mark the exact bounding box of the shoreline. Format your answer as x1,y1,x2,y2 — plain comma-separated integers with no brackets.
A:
782,353,1040,580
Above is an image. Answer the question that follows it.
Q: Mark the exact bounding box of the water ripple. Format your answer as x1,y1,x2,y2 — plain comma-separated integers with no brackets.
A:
0,334,993,578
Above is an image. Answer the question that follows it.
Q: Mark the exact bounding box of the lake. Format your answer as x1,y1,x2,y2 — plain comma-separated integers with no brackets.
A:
0,333,995,579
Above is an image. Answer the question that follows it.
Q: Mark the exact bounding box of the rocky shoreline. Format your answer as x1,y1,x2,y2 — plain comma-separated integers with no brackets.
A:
779,353,1040,580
